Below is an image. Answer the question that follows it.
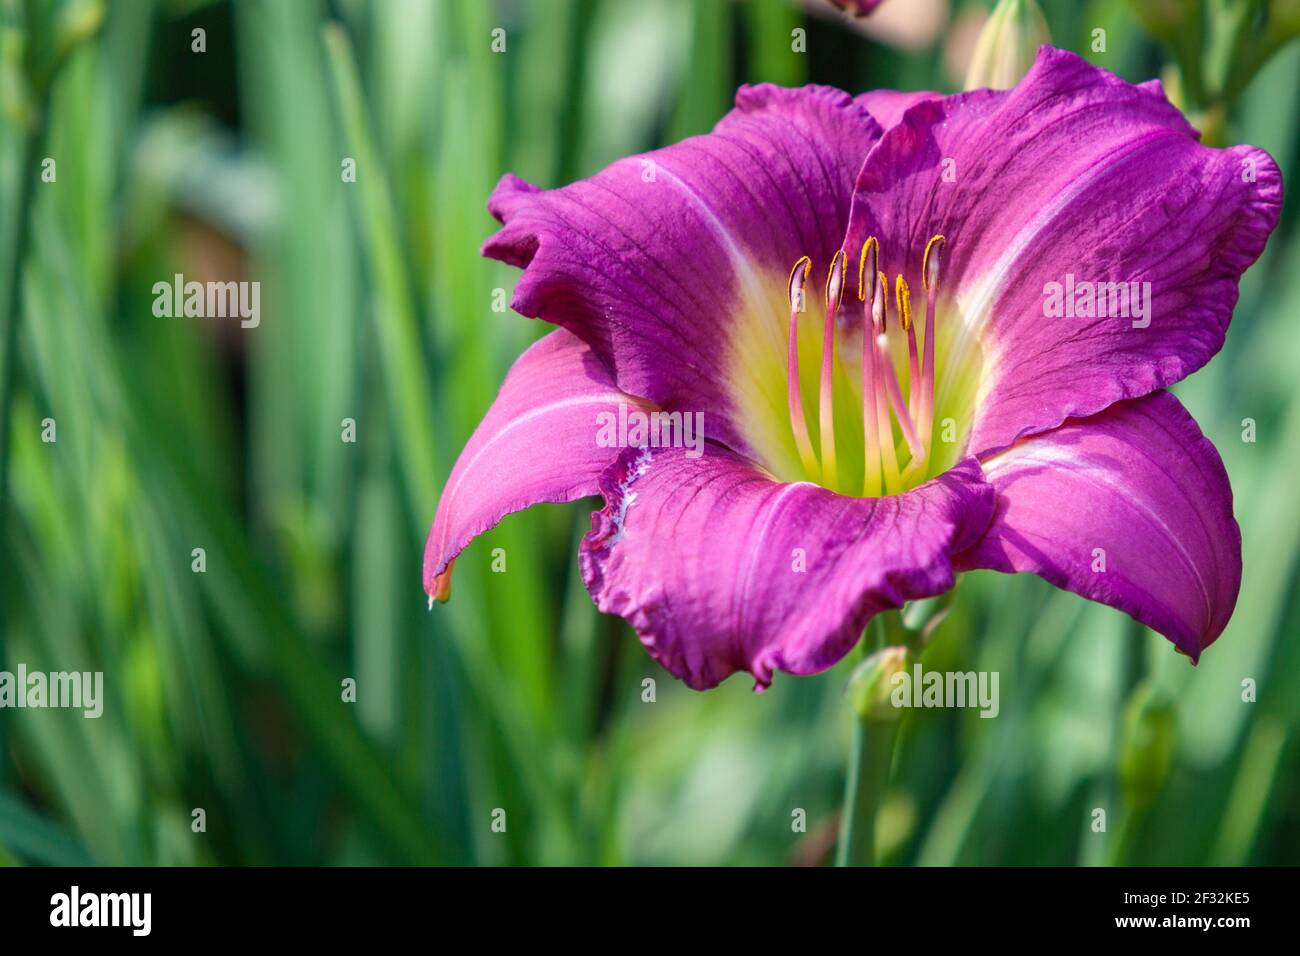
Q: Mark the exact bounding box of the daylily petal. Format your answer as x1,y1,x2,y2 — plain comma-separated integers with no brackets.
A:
580,446,995,689
955,391,1240,660
422,329,645,600
482,85,882,455
854,89,939,130
844,47,1282,459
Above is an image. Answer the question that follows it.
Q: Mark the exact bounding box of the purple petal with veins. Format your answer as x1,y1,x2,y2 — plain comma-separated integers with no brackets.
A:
956,391,1240,661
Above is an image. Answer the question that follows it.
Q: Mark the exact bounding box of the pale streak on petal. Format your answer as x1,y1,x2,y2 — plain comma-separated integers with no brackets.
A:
657,163,772,323
982,437,1213,629
440,392,633,515
939,129,1183,413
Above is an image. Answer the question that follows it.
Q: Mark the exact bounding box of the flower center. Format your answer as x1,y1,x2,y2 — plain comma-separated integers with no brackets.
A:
771,234,980,496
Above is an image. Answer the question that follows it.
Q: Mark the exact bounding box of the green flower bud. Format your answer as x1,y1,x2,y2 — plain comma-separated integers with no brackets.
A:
964,0,1051,92
52,0,104,68
848,644,908,721
8,0,104,99
1117,681,1177,811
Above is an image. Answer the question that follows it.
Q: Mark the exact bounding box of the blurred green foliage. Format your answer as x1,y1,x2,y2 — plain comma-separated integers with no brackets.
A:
0,0,1297,866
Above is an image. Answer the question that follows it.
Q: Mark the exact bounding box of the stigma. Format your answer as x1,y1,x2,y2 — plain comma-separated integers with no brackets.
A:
785,234,946,497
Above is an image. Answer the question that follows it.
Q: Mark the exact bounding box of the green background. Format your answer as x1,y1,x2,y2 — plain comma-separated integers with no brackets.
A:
0,0,1296,866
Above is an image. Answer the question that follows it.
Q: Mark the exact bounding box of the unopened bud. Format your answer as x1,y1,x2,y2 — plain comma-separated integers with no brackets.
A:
964,0,1051,91
53,0,106,67
848,644,909,721
1117,681,1176,810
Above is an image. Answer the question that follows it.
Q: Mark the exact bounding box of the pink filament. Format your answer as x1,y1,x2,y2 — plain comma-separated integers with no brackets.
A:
787,260,819,480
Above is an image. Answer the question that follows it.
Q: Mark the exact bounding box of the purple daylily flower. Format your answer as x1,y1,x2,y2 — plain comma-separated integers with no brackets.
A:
423,47,1282,691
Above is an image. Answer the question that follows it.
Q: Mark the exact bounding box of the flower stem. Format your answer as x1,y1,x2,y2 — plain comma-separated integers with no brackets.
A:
835,708,899,866
835,616,902,866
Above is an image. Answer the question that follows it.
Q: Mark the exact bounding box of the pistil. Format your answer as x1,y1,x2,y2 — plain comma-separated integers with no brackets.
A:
873,274,924,462
871,272,902,493
859,238,881,498
897,276,920,422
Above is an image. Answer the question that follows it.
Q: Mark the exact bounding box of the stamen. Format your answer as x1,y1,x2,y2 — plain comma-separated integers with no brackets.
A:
923,234,946,293
896,276,920,421
787,256,820,480
858,237,879,303
820,250,846,489
895,275,912,333
876,270,889,332
919,235,945,470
